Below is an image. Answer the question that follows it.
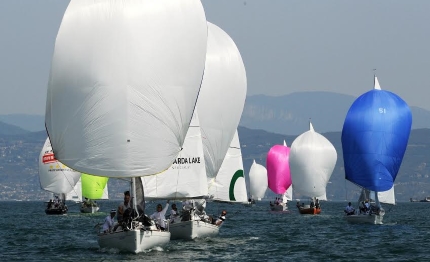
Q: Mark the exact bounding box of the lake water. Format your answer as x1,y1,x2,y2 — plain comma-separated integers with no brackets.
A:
2,200,429,261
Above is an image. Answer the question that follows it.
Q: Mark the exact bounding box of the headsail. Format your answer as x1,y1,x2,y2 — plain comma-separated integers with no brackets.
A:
208,130,248,203
342,76,412,192
197,22,247,178
290,122,337,198
66,178,82,202
141,111,208,200
377,186,395,205
45,0,208,178
283,186,293,201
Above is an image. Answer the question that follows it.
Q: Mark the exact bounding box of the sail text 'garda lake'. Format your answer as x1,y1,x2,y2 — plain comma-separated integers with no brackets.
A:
173,157,201,165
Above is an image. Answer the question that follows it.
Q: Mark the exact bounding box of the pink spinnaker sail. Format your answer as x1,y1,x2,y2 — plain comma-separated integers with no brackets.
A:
266,144,292,194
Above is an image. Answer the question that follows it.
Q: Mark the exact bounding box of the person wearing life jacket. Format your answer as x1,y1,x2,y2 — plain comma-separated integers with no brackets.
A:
214,210,227,227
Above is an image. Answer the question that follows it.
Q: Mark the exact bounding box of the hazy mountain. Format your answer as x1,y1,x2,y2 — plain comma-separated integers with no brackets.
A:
0,121,30,135
0,126,428,201
241,92,430,135
3,92,429,136
0,114,45,132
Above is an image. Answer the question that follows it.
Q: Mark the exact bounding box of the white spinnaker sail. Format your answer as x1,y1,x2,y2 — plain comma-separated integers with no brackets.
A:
208,131,248,203
39,138,81,195
290,122,337,198
316,193,327,201
66,178,82,202
249,160,267,199
45,0,208,178
142,112,208,200
197,22,247,178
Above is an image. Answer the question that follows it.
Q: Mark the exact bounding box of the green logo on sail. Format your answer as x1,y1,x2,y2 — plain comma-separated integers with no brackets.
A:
229,169,244,201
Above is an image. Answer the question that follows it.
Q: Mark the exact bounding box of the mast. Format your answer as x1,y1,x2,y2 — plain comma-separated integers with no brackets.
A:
374,190,381,209
132,177,138,216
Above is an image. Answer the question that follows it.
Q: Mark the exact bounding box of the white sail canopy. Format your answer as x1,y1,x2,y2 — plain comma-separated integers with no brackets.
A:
39,138,81,195
208,131,248,203
316,193,327,201
289,122,337,198
142,112,208,200
197,22,247,178
249,160,267,199
45,0,208,178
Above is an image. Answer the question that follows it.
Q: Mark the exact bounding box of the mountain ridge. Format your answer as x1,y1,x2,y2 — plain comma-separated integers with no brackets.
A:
2,91,429,135
241,92,430,135
0,126,428,201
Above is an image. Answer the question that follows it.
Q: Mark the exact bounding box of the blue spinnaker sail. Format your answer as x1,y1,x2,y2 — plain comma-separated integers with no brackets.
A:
341,78,412,192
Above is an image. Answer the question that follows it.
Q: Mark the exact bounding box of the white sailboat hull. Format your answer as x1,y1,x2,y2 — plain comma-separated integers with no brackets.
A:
80,206,99,213
98,229,170,253
169,220,219,240
344,214,383,225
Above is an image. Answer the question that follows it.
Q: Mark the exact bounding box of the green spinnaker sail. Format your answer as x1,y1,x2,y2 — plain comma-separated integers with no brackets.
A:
81,174,109,200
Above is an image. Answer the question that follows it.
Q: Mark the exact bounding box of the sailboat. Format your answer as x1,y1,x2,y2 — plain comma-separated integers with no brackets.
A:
342,76,411,224
80,174,109,213
193,21,247,237
141,111,216,240
45,0,208,253
267,141,292,211
39,138,81,215
248,159,267,205
290,122,337,215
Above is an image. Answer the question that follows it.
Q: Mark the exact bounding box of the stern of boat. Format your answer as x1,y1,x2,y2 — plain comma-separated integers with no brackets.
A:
98,229,170,253
344,213,383,225
170,220,219,240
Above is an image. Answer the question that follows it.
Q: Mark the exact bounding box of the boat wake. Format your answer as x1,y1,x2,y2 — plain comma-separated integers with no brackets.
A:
269,210,291,214
151,246,165,252
380,222,398,226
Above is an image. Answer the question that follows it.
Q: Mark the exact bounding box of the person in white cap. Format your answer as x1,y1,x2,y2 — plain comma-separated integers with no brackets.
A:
102,209,117,233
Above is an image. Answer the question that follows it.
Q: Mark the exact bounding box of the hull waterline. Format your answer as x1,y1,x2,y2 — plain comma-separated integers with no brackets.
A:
169,220,219,240
98,229,170,253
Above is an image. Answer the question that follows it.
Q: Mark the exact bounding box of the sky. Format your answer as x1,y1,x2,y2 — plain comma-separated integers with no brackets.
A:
1,0,430,115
